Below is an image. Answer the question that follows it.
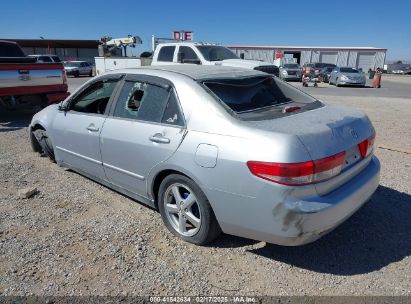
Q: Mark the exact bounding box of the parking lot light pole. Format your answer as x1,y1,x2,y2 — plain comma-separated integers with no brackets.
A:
40,36,50,54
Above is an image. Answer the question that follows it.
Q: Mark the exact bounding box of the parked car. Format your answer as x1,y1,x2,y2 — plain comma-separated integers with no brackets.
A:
29,65,379,246
329,67,366,87
28,54,61,63
63,61,94,77
311,63,337,77
319,66,335,83
0,40,69,111
279,63,302,81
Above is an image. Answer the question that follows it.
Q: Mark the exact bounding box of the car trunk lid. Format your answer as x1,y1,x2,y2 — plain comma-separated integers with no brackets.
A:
244,105,375,194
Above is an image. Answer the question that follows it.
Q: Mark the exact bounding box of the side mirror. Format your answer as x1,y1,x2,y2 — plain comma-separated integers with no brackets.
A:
177,52,184,63
58,101,68,111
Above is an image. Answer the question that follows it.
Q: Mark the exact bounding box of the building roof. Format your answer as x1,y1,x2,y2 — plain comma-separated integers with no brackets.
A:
0,38,99,49
227,45,387,51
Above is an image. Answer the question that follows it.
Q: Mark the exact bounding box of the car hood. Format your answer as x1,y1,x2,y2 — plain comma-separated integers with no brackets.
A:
243,104,375,161
282,68,302,72
216,59,273,69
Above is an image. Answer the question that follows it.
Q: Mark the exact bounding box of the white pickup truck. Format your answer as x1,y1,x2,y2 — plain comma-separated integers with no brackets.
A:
95,42,279,77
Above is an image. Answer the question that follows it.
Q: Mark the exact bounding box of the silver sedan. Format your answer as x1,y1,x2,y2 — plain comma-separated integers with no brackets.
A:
329,67,366,87
279,63,302,81
29,65,380,246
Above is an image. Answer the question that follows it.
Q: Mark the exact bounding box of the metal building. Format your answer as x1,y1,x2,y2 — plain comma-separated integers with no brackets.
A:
228,45,387,71
1,38,99,62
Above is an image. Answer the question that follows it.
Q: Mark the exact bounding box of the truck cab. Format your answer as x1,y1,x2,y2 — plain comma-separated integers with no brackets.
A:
151,42,279,76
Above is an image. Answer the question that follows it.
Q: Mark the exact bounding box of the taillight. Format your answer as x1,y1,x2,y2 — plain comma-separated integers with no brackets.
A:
358,133,375,158
247,152,346,186
62,70,67,85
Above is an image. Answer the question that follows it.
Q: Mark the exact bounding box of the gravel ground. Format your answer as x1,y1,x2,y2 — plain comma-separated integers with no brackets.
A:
0,77,410,297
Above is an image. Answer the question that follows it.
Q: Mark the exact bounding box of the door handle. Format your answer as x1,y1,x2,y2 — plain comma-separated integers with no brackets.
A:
149,133,170,144
86,124,99,132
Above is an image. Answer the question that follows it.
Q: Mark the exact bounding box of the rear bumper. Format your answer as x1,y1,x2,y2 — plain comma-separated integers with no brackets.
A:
214,156,380,246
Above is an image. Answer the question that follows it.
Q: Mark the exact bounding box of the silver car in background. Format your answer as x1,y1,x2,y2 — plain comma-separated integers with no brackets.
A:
29,65,380,246
329,67,366,87
63,61,94,77
279,63,302,81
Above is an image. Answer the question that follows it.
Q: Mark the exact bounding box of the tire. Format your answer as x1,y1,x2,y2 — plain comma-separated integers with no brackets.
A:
89,70,93,77
74,71,79,78
158,174,221,245
32,129,55,162
30,130,42,153
335,78,340,87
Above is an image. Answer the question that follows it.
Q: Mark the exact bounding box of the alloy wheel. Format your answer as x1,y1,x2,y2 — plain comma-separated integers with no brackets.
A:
163,183,202,237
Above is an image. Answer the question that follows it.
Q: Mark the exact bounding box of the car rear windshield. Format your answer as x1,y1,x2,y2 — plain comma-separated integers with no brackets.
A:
196,46,238,61
340,67,359,73
203,76,321,120
283,64,300,68
314,63,336,68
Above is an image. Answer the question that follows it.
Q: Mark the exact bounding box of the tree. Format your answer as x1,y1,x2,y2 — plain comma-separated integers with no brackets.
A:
394,60,403,64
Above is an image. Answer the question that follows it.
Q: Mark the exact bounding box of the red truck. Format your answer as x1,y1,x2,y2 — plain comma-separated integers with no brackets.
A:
0,40,69,111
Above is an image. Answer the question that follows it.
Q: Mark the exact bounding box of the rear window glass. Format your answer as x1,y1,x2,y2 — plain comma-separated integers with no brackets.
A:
283,64,299,68
203,76,319,119
340,67,359,73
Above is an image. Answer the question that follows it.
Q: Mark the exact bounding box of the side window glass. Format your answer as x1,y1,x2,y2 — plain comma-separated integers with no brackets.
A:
113,81,170,123
40,56,52,63
70,79,118,114
162,91,184,126
179,46,199,63
157,46,175,62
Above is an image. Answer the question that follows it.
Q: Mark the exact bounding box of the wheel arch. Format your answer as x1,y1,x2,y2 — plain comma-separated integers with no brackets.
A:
29,122,47,152
150,167,205,210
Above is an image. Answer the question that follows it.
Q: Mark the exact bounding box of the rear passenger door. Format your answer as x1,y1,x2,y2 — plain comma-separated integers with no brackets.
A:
100,74,186,197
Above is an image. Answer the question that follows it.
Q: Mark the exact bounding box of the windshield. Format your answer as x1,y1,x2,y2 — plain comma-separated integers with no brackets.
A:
197,46,238,61
283,64,300,69
340,67,359,73
314,63,336,68
203,76,317,117
64,62,81,67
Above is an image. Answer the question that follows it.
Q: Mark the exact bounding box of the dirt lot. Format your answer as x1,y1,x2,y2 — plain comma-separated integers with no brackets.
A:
1,75,410,297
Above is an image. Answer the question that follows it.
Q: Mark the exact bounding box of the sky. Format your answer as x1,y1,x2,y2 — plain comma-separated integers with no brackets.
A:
1,0,410,60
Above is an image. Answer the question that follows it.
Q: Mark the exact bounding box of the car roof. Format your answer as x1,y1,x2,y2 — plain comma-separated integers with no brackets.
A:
123,65,267,81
